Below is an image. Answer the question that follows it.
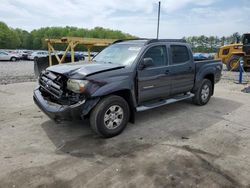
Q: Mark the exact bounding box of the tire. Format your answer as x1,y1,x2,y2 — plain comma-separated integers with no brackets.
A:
34,57,38,62
90,95,130,138
10,57,17,62
193,79,213,106
226,55,240,71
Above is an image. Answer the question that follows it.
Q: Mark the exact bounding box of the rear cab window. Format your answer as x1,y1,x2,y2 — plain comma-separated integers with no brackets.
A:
170,45,190,64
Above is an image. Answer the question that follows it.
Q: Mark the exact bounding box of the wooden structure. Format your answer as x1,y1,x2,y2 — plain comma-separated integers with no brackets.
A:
45,37,117,66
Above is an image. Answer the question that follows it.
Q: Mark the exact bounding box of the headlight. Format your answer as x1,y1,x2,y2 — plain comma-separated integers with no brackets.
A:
67,79,89,93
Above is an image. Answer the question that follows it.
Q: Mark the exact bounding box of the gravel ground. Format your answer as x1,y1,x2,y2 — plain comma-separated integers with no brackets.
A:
222,66,250,83
0,60,36,84
1,81,250,187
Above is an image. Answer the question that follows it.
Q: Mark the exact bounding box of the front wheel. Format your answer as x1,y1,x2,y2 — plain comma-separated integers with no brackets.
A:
90,95,130,138
193,79,213,106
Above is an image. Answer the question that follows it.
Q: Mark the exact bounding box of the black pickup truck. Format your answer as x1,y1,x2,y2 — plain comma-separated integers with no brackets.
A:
34,39,223,137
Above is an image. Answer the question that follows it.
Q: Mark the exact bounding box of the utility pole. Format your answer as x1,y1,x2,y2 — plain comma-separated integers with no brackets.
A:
156,1,161,39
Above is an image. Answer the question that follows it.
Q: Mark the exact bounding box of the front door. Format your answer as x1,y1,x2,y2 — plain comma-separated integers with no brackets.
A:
137,45,171,103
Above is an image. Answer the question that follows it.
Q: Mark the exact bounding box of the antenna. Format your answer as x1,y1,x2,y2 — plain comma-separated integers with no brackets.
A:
156,1,161,39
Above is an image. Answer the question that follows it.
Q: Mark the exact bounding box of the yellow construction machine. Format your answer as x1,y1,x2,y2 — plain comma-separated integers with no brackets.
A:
216,33,250,71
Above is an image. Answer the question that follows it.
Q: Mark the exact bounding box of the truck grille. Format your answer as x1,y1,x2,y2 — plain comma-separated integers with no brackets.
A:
39,71,65,99
39,70,85,105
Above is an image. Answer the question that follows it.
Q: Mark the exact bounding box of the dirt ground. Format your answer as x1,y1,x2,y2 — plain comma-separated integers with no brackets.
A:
0,61,250,187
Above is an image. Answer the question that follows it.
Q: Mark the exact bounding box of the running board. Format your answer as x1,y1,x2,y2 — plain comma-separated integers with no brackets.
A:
136,93,194,112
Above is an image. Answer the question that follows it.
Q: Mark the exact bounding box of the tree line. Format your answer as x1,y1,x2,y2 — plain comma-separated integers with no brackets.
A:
0,21,242,53
184,32,241,53
0,21,134,51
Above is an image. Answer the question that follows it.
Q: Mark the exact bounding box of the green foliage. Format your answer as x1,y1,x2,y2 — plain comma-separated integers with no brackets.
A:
0,21,21,49
0,22,135,50
0,21,243,53
184,32,242,53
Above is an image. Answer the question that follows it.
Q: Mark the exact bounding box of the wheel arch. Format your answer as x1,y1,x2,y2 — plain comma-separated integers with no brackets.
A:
105,89,136,123
193,69,215,96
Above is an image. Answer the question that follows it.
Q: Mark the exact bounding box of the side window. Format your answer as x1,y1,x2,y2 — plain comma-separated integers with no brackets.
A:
243,35,250,44
222,48,230,55
171,45,190,64
143,45,167,67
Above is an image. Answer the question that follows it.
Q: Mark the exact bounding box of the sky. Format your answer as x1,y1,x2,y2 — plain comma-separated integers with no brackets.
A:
0,0,250,38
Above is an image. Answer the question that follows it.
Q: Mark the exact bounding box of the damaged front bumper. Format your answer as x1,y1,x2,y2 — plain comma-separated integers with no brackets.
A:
33,87,99,121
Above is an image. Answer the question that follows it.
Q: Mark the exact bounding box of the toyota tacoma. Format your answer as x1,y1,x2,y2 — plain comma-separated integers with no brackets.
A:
34,39,223,137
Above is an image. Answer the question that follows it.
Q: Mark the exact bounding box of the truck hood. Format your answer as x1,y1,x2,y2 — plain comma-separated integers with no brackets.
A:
47,62,125,77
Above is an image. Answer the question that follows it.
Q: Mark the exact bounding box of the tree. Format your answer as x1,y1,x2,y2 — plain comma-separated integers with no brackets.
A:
0,21,21,49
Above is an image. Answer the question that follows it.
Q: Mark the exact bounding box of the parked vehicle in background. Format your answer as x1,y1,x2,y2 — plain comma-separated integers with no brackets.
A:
16,50,33,60
66,52,85,61
0,50,20,61
34,39,223,138
24,50,33,60
28,51,48,60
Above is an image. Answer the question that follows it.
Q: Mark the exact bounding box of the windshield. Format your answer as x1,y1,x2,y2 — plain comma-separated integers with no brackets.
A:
93,43,143,66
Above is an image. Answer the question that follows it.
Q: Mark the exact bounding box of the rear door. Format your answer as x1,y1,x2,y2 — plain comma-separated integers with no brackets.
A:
168,44,195,95
137,44,171,103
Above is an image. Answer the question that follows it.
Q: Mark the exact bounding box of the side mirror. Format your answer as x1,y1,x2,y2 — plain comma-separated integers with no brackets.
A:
140,57,154,69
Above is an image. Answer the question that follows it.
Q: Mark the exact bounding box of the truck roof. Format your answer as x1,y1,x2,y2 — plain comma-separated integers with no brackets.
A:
114,38,186,45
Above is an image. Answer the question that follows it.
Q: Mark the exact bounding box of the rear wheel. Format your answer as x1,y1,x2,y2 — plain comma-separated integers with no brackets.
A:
90,95,130,138
193,79,212,106
10,57,17,61
226,55,241,71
